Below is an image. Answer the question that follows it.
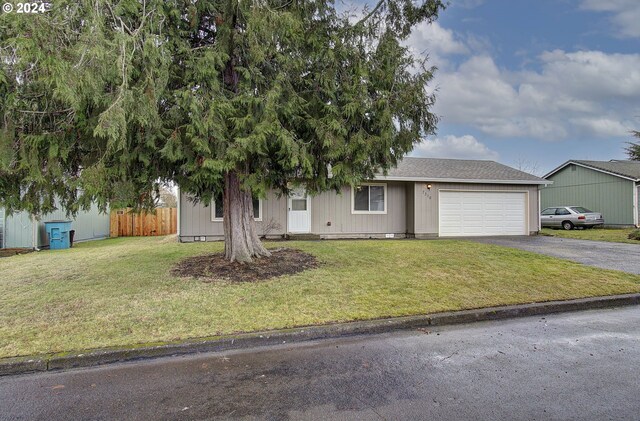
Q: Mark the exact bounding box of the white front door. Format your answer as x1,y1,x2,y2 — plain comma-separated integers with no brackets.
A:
288,188,311,233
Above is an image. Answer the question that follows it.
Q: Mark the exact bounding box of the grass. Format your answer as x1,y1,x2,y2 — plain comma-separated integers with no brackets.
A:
541,227,639,244
1,236,640,359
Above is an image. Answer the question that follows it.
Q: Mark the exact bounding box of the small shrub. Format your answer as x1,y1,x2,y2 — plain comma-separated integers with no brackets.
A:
628,230,640,241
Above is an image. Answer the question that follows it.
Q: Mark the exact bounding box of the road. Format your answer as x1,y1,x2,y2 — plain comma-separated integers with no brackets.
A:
471,235,640,274
2,306,640,420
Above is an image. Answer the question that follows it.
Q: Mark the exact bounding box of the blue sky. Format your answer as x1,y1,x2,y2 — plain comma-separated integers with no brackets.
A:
392,0,640,174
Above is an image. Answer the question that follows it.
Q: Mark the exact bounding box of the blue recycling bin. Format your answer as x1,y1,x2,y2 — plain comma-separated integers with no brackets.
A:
44,220,72,250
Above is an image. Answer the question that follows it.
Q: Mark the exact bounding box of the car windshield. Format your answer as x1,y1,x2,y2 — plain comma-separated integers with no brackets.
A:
570,207,593,213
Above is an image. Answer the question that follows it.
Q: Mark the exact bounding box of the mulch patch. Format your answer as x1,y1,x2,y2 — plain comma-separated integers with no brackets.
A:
171,248,318,282
0,248,33,258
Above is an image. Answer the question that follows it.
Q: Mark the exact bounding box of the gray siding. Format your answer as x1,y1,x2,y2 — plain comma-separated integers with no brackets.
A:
179,181,541,240
180,182,408,240
310,182,406,236
1,203,110,248
179,190,287,241
541,165,634,226
412,183,540,236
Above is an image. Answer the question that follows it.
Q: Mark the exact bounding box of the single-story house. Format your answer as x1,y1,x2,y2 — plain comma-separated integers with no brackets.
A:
0,203,110,249
178,158,549,241
542,160,640,227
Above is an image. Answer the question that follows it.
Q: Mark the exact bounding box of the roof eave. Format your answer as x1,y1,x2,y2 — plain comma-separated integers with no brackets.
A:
374,175,552,185
544,160,639,181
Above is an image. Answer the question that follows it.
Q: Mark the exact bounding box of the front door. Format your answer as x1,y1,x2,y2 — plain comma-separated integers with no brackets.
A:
288,188,311,233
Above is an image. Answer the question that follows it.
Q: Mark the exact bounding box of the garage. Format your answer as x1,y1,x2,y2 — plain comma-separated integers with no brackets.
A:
439,191,528,237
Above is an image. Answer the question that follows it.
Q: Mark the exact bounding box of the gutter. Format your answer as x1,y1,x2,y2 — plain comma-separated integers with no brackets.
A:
3,293,639,376
373,176,552,185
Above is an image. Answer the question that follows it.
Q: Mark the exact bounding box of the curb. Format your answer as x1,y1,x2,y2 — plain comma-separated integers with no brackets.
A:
2,293,639,376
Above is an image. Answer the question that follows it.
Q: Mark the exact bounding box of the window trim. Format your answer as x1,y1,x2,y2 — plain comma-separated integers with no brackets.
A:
351,183,388,215
211,197,263,222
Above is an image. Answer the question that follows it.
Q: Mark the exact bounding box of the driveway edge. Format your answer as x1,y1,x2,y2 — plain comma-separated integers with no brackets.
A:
2,293,640,376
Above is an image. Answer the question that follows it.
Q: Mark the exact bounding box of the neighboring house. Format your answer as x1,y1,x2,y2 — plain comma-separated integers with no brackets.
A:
178,158,549,241
0,203,110,249
542,160,640,227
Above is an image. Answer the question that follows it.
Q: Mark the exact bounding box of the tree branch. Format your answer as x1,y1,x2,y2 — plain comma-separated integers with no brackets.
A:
355,0,386,27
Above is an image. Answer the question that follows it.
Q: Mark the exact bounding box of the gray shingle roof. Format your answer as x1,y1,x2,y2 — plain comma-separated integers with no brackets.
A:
567,160,640,180
375,157,548,184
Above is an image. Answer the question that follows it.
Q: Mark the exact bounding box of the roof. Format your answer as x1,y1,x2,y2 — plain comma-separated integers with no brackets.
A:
375,157,550,185
544,160,640,181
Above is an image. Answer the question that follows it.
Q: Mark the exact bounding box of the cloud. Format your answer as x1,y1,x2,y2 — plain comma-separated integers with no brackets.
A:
453,0,485,9
580,0,640,38
433,50,640,140
405,21,469,69
569,117,633,137
411,135,500,160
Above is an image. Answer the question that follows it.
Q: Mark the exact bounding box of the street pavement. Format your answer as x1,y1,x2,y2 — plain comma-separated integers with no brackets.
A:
2,306,640,420
471,235,640,274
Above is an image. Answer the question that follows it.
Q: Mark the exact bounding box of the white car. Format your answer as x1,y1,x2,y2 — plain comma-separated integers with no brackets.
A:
540,206,604,230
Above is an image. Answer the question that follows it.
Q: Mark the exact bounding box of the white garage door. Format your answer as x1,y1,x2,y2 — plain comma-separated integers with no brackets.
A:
439,191,528,237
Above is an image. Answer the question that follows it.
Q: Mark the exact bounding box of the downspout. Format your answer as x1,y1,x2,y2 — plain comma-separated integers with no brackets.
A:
31,214,40,251
634,181,638,228
176,185,181,241
0,207,4,249
538,187,542,233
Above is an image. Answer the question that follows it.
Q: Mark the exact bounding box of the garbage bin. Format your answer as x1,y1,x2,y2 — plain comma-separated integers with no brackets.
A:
44,221,72,250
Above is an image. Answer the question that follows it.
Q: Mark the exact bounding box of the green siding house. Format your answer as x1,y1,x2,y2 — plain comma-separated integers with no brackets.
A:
542,160,640,227
0,203,110,249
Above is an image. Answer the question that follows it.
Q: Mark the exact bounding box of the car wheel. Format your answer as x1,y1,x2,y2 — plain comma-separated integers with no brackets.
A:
562,221,574,230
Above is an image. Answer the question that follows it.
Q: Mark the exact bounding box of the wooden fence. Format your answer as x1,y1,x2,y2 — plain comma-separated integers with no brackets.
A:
110,208,177,237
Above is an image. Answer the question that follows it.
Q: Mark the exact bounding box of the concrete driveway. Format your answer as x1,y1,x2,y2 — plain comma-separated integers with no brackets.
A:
2,306,640,420
471,235,640,274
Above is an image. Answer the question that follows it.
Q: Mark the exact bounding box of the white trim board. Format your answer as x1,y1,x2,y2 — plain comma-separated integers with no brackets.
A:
211,197,263,222
544,161,639,182
351,183,388,215
634,181,639,227
437,189,530,237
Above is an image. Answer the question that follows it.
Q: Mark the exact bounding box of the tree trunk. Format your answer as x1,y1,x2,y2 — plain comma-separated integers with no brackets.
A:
223,171,271,263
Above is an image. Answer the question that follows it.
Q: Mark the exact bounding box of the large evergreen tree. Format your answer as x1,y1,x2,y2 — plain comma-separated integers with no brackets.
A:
627,131,640,161
0,0,444,262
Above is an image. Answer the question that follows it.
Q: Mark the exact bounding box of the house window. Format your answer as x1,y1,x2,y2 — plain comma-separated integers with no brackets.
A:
211,193,262,221
352,183,387,214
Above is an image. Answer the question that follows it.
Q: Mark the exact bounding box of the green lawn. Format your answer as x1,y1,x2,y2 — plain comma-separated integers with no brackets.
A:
541,228,639,244
1,236,640,359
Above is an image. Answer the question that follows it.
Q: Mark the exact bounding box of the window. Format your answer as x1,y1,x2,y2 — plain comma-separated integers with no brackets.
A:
570,207,593,214
352,183,387,214
211,193,262,221
541,208,556,216
555,207,571,215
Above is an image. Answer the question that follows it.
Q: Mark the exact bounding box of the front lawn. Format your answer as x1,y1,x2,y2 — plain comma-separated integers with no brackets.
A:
1,236,640,359
541,228,639,244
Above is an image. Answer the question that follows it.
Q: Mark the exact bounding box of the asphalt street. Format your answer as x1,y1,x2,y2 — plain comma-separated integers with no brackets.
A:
471,235,640,274
2,306,640,420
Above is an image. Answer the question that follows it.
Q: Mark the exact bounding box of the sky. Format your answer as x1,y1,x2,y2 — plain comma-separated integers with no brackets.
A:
388,0,640,175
